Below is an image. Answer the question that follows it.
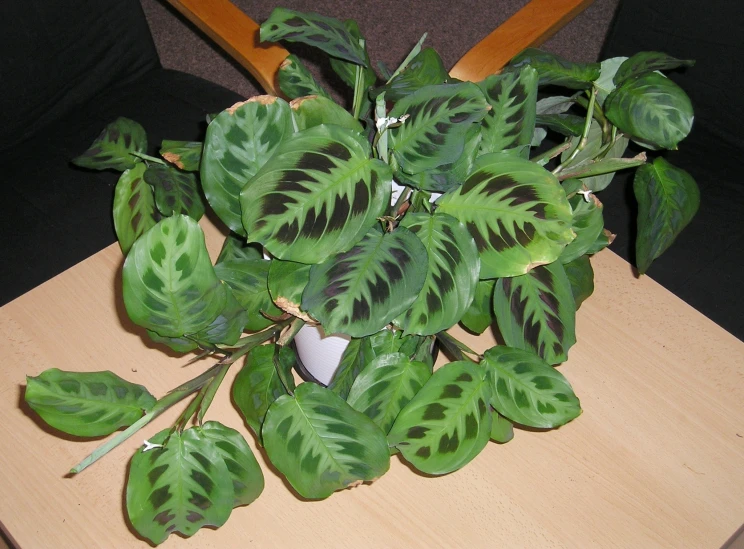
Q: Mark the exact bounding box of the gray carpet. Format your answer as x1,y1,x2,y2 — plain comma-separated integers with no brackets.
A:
140,0,620,100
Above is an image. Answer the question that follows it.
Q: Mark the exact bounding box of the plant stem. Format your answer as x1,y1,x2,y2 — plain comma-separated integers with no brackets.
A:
352,39,366,120
553,87,597,175
196,363,231,424
131,151,166,165
531,140,571,166
436,331,480,363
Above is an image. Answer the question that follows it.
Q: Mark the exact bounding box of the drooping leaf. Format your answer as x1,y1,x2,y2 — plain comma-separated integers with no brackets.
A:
558,153,646,183
25,369,155,437
201,96,294,235
493,260,576,365
233,344,296,441
327,19,377,95
214,259,282,332
262,382,390,499
535,113,585,137
216,234,264,264
482,346,581,428
388,361,492,475
604,72,693,150
563,254,594,309
489,409,515,443
346,352,431,433
633,158,700,274
260,8,367,66
374,48,450,102
122,215,227,337
144,164,205,220
614,51,695,86
436,154,574,278
240,124,392,264
112,163,159,255
388,82,490,175
559,194,605,263
535,94,578,115
302,227,428,337
72,117,147,171
278,54,332,100
290,95,364,133
395,212,479,335
159,140,203,171
477,66,538,155
459,279,496,335
509,49,601,89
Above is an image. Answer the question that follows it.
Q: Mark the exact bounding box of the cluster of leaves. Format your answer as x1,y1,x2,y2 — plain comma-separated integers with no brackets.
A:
24,7,699,545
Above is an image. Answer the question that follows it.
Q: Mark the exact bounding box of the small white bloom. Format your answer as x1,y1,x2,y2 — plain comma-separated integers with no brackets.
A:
142,439,164,452
578,189,593,202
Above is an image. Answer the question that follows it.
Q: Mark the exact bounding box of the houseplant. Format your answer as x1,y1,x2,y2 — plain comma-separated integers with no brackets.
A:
23,7,699,545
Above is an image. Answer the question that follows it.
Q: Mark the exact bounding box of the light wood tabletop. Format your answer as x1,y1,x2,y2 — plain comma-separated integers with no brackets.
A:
1,219,743,548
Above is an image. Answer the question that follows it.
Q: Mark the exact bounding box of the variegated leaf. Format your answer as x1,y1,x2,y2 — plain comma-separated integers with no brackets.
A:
614,51,695,86
144,164,205,220
482,346,581,428
388,361,492,475
493,261,576,365
346,352,432,433
25,369,155,437
396,212,479,335
388,83,490,175
290,95,364,133
559,194,604,264
509,48,601,90
160,140,203,171
262,382,390,499
560,121,629,192
328,18,377,95
214,259,282,332
72,117,147,171
278,54,332,100
564,254,594,309
122,215,226,337
216,234,263,264
112,163,158,255
374,47,450,102
240,124,392,264
436,154,574,278
190,288,248,346
146,330,197,353
477,66,538,155
327,337,365,398
201,96,294,234
459,279,496,335
233,344,296,442
302,227,428,337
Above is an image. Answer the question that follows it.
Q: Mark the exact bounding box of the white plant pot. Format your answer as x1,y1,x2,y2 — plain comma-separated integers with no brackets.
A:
293,325,351,385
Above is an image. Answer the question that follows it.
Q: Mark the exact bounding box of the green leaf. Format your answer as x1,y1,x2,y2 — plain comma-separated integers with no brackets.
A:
388,361,492,475
585,228,614,255
302,227,428,337
482,346,581,428
535,113,585,137
278,54,332,100
459,279,496,334
126,423,263,545
216,234,263,264
395,212,479,335
144,164,205,220
123,215,226,337
436,154,574,278
604,72,693,150
290,95,364,133
263,382,390,499
240,124,392,264
25,369,155,437
493,261,576,365
214,259,282,332
477,66,538,154
346,352,431,433
267,259,312,320
388,83,490,175
594,57,627,105
146,330,198,353
614,51,695,86
374,48,450,102
563,254,594,309
160,140,203,171
509,49,601,89
112,163,159,255
201,96,294,235
190,288,248,346
72,117,147,171
559,194,605,263
634,158,700,274
327,337,365,398
560,122,629,192
261,8,367,66
558,153,646,182
233,344,296,441
328,19,377,93
489,410,514,443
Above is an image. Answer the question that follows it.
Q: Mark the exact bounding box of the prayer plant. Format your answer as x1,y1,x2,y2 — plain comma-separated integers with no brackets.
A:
24,7,699,545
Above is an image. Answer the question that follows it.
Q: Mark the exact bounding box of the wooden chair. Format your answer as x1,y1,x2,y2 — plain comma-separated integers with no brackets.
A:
167,0,594,95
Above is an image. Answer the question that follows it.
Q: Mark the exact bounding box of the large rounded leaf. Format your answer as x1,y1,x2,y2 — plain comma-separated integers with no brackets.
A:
302,227,428,337
396,212,479,335
493,260,576,365
388,361,492,475
201,96,294,234
346,352,432,434
604,72,693,150
262,382,390,499
509,48,601,89
482,346,581,428
436,154,574,278
24,369,155,437
123,215,227,337
72,117,147,171
144,163,205,220
240,124,392,263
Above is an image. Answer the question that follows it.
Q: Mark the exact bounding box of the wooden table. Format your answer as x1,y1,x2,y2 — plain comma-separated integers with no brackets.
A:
1,221,743,548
